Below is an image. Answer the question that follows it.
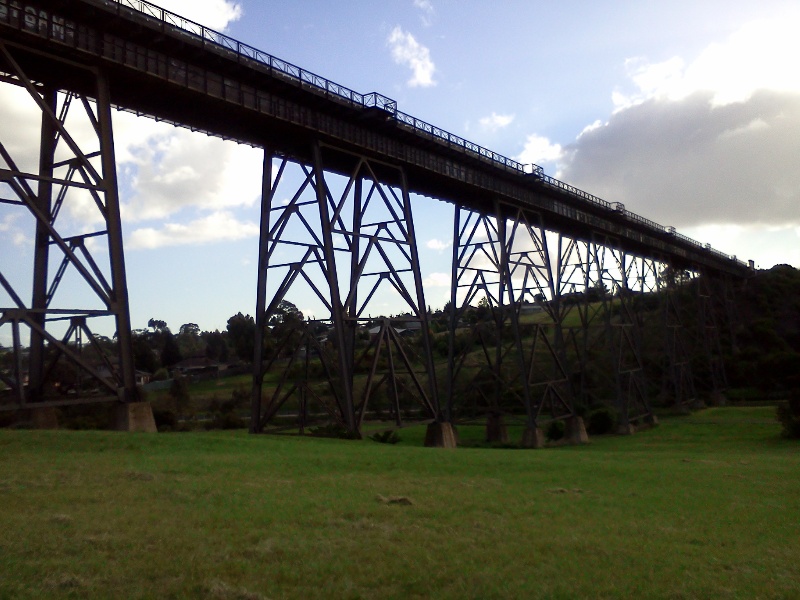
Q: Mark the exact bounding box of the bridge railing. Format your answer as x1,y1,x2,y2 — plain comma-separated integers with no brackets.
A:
70,0,748,270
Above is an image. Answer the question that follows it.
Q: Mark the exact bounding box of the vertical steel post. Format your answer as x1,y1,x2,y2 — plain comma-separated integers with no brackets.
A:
399,170,439,417
251,147,273,432
312,143,356,432
445,206,462,422
96,71,136,401
346,175,363,403
28,86,58,402
497,202,535,429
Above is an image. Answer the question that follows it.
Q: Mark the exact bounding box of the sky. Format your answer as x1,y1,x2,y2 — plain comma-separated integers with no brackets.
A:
2,0,800,343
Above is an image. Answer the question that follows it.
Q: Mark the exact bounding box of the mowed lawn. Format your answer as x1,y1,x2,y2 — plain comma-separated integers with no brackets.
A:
1,407,798,599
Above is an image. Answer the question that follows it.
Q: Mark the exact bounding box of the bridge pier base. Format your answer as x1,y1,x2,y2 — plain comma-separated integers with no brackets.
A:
521,426,546,449
617,422,636,435
641,414,660,429
424,422,457,448
115,402,157,433
564,416,589,445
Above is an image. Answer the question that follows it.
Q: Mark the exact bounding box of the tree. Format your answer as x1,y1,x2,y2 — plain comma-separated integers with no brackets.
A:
203,330,229,362
160,329,183,367
148,318,167,331
268,300,304,326
179,323,200,337
131,331,159,373
177,323,204,358
226,312,255,362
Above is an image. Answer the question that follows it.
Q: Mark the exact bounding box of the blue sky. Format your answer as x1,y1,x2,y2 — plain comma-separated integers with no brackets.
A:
2,0,800,342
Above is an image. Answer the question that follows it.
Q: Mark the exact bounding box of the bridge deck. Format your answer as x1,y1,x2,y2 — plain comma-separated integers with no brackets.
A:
0,0,751,277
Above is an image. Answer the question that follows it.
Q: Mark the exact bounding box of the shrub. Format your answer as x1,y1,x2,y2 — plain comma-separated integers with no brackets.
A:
153,409,179,432
370,430,401,444
308,423,361,439
587,406,617,435
204,388,248,430
776,391,800,439
546,419,565,441
204,412,245,430
169,373,190,414
151,368,169,381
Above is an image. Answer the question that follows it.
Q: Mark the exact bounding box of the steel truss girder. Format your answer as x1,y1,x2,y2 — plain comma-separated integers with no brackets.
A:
658,265,699,408
0,41,135,410
657,264,735,406
250,143,439,436
578,236,655,426
691,270,729,398
444,201,667,431
445,203,583,429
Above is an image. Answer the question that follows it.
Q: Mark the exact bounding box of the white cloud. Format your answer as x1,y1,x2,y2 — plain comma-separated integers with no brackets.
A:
423,272,450,287
556,11,800,269
479,112,515,132
413,0,435,27
128,211,259,249
117,119,263,222
387,27,437,88
613,14,800,109
516,134,563,166
154,0,242,31
0,214,16,232
560,90,800,229
426,238,451,251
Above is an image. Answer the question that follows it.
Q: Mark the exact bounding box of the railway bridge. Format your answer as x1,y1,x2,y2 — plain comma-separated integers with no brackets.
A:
0,0,753,444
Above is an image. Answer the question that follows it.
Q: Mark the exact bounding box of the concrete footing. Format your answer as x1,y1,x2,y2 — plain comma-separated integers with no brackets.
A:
564,416,589,445
521,426,545,449
424,422,457,448
30,407,59,429
115,402,157,432
640,413,660,429
485,413,509,443
617,422,636,435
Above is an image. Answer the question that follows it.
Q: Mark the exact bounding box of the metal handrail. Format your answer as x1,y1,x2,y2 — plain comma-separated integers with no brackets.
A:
80,0,748,268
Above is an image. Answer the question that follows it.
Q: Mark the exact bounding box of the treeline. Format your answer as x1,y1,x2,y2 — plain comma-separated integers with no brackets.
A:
725,264,800,396
131,300,310,375
132,313,254,375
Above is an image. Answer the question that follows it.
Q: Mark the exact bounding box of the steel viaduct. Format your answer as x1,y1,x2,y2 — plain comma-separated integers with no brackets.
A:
0,0,753,444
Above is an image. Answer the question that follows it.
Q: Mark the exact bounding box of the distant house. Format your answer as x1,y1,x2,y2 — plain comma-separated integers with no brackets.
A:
519,302,544,315
94,364,151,387
172,357,222,378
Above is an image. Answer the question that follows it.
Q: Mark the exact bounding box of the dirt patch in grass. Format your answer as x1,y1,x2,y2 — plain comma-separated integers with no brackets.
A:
375,493,414,505
199,580,268,600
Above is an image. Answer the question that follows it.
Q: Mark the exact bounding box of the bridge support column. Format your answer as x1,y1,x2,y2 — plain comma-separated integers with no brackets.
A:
660,266,698,409
250,145,439,437
424,421,458,448
521,426,545,449
0,43,137,415
695,271,729,404
115,402,157,432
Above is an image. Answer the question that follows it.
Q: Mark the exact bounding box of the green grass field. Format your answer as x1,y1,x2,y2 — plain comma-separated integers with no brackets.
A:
1,407,798,599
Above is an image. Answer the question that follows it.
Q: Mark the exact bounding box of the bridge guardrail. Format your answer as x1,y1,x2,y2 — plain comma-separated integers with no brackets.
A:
3,0,749,270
